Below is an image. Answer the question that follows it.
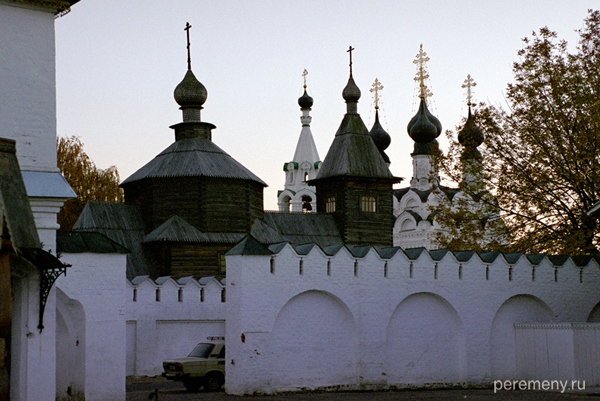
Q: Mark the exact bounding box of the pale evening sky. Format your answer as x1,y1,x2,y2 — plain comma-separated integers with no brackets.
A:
54,1,597,210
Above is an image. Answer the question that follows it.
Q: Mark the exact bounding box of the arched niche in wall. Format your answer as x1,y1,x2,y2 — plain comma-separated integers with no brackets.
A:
270,290,358,389
385,292,466,385
56,288,86,401
587,302,600,322
490,294,555,380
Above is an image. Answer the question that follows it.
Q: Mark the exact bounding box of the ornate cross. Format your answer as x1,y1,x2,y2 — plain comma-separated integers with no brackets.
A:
462,74,477,106
302,69,308,88
347,46,355,75
413,44,432,99
370,78,383,110
185,22,192,70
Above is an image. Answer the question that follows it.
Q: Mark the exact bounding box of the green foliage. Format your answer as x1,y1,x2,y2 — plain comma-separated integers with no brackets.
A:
57,136,124,231
435,10,600,255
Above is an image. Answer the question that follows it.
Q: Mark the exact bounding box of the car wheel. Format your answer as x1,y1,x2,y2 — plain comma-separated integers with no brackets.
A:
183,379,202,392
203,372,224,392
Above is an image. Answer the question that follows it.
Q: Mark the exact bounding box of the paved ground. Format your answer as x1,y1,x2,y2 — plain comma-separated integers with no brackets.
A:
126,377,600,401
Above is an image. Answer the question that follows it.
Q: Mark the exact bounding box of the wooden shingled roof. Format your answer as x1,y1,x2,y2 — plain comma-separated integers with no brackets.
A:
143,215,248,245
121,137,266,186
312,113,398,182
73,202,151,279
256,212,343,248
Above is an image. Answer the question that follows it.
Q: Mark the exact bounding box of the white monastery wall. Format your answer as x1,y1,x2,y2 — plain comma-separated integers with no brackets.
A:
225,245,600,395
57,252,128,401
125,276,226,376
515,323,600,386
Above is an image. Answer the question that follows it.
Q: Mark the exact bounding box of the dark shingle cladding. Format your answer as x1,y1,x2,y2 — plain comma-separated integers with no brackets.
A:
73,202,151,279
57,231,130,254
121,136,266,186
256,212,343,248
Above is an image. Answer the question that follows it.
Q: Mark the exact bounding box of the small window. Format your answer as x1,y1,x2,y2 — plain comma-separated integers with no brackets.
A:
299,259,304,275
327,259,331,276
304,172,309,181
133,288,137,302
156,288,161,302
221,288,226,303
383,262,388,278
326,196,336,213
178,288,183,302
270,257,275,274
360,195,376,212
200,288,205,302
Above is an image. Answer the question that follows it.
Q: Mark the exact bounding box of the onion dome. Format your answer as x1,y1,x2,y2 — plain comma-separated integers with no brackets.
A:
343,75,361,105
174,69,207,108
298,88,313,109
458,107,484,159
407,98,442,155
370,109,391,163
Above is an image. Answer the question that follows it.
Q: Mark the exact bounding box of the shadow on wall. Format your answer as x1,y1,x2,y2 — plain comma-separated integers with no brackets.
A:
270,290,359,389
490,294,555,380
386,292,467,385
56,288,86,401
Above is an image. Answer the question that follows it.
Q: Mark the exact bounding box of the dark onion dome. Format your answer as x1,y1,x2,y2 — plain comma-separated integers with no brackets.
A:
407,98,442,142
298,89,313,109
174,69,207,107
342,75,361,104
458,108,484,149
370,109,391,163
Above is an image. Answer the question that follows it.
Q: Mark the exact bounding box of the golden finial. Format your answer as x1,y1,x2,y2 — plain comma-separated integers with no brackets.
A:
302,69,308,89
413,44,432,100
370,78,383,110
462,74,477,107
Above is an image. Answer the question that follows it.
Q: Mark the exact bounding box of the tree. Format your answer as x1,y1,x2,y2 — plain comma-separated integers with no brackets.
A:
57,136,124,231
434,9,600,255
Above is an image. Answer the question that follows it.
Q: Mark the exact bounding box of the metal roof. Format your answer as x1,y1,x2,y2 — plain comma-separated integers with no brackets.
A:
0,139,40,250
121,137,266,186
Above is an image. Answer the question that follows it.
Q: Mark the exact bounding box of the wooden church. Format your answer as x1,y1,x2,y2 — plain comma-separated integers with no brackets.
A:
71,34,401,279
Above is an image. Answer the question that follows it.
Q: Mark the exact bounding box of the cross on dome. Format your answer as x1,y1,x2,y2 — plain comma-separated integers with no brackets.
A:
370,78,383,110
413,44,432,100
184,22,192,70
347,46,355,75
462,74,477,107
302,69,308,89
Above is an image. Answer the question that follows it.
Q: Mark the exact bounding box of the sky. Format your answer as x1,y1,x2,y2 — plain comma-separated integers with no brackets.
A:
55,1,597,210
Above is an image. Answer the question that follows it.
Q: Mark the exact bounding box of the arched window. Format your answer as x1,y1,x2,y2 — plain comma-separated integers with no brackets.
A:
302,195,313,213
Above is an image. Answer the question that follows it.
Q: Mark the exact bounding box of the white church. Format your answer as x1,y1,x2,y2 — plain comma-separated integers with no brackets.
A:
2,1,600,400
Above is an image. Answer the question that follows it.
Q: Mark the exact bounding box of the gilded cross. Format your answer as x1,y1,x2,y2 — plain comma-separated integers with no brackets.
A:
347,46,355,75
462,74,477,106
302,69,308,89
185,22,192,70
413,44,432,99
370,78,383,110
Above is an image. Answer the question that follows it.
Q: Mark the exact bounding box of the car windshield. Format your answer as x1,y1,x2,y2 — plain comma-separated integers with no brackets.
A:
188,343,215,358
